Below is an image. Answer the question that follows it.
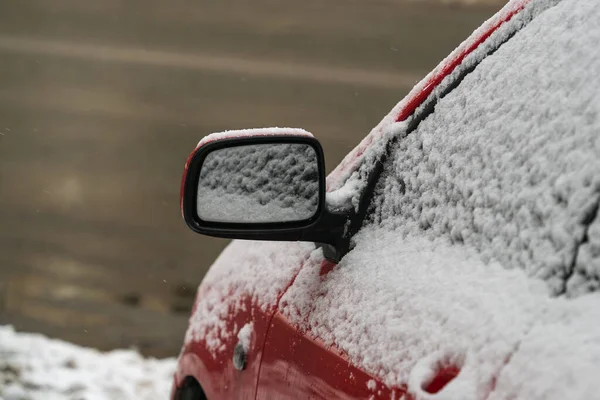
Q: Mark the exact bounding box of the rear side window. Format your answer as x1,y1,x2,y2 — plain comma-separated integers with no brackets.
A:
369,0,600,297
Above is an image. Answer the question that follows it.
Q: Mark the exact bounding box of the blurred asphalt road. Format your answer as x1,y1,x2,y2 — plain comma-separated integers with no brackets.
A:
0,0,498,357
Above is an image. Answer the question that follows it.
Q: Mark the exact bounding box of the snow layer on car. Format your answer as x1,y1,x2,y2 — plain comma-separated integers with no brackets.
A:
280,231,546,398
197,143,319,223
196,127,313,148
569,209,600,295
184,240,313,354
371,0,600,296
0,326,175,400
280,229,600,400
487,294,600,400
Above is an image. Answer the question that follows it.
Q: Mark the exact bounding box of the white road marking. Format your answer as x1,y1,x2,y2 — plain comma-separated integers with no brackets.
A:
0,35,420,90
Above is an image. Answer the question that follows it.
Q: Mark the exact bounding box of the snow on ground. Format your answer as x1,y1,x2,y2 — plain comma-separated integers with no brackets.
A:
0,326,175,400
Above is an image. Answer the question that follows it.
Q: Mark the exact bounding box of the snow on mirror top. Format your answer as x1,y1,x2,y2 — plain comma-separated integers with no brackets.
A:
197,143,319,223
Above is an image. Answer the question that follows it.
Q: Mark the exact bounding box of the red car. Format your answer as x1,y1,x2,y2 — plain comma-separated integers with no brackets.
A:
173,0,600,398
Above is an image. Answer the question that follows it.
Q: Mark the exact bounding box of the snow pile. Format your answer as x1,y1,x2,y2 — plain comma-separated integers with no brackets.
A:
371,0,600,295
0,326,175,400
197,143,319,223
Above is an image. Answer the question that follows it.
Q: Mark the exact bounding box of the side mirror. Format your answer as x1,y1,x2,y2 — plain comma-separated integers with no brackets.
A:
181,129,350,260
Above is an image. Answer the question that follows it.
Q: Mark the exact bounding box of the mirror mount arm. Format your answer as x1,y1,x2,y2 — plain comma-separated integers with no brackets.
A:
308,208,353,263
313,159,384,263
318,242,346,264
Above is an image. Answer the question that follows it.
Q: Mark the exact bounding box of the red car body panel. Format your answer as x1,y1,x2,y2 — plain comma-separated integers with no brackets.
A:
257,312,401,400
175,297,271,399
175,1,534,398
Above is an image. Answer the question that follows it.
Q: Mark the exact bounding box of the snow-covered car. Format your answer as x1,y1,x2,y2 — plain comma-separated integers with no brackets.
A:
173,0,600,398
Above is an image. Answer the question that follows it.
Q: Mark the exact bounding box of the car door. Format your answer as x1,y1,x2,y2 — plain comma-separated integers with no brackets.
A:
254,0,600,399
255,256,401,399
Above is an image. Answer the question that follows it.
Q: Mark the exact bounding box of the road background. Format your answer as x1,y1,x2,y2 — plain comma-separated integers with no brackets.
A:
0,0,499,357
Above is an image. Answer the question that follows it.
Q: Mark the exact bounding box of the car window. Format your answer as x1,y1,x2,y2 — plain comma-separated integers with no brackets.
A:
368,0,600,297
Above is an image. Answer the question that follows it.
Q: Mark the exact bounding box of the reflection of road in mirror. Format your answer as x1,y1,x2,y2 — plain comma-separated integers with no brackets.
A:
197,143,319,223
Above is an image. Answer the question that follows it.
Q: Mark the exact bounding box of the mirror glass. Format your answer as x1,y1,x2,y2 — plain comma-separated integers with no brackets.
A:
197,143,320,223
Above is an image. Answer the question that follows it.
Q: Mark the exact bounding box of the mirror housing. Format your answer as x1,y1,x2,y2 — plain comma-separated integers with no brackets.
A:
181,130,350,260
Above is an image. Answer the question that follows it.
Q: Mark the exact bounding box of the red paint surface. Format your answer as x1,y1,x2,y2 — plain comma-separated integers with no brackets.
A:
319,259,338,276
180,144,202,218
424,366,461,394
257,312,404,399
